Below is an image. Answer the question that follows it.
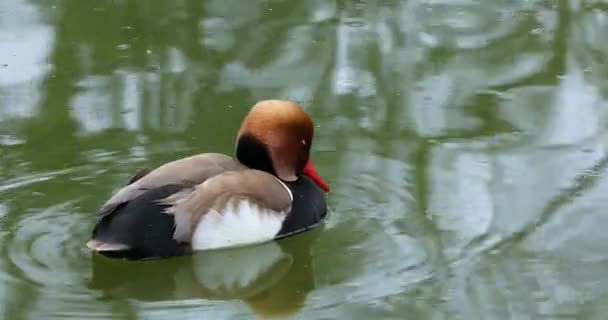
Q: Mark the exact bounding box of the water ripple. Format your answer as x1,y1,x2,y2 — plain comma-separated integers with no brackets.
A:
1,0,607,318
413,1,522,49
7,200,90,287
0,169,76,193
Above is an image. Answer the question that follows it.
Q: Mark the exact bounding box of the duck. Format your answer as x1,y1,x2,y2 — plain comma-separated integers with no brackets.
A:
86,99,331,260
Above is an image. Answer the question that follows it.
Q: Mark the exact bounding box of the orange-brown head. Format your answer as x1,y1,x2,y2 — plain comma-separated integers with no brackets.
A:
235,100,330,192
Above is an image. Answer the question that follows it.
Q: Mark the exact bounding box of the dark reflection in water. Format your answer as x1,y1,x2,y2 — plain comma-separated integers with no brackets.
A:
90,229,321,318
1,0,608,319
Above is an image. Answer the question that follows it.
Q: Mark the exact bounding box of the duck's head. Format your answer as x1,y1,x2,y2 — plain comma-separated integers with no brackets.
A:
235,100,330,192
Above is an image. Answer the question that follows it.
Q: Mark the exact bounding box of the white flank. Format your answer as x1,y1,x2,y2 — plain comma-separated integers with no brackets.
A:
191,200,286,251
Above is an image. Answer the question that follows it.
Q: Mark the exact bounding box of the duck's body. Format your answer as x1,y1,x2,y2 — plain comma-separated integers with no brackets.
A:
87,100,330,260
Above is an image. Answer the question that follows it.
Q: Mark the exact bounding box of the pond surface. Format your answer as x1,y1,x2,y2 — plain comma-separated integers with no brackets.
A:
1,0,608,319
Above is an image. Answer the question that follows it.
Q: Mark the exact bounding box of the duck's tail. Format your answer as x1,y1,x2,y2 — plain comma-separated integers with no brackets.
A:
87,184,193,260
86,239,130,252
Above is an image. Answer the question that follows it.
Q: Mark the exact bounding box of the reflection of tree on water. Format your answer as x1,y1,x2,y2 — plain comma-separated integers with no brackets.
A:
4,1,339,318
18,0,340,160
420,1,608,319
1,0,608,318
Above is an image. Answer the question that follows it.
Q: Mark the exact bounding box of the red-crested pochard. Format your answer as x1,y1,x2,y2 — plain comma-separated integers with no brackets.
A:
87,100,331,259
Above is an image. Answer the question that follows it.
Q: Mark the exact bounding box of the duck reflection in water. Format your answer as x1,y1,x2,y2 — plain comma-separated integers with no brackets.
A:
88,227,323,317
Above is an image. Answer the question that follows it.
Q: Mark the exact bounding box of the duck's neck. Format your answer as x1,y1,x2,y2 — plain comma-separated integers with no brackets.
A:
235,134,300,181
235,134,277,176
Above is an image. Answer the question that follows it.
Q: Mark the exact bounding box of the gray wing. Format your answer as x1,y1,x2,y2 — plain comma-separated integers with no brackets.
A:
97,153,246,219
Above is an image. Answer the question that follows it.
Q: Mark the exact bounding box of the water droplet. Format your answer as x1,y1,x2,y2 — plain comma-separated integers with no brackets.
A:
116,44,130,50
146,49,152,54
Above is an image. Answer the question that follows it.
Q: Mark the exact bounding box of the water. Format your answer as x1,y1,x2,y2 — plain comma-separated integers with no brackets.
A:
1,0,607,318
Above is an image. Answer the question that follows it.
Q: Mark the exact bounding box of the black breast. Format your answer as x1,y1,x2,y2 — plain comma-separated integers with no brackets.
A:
276,175,328,238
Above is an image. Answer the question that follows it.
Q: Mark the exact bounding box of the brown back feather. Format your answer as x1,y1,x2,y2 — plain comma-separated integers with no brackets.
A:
127,168,152,185
97,153,246,219
160,169,293,243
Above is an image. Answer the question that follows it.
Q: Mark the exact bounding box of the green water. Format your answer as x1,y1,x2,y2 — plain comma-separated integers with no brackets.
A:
1,0,608,319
